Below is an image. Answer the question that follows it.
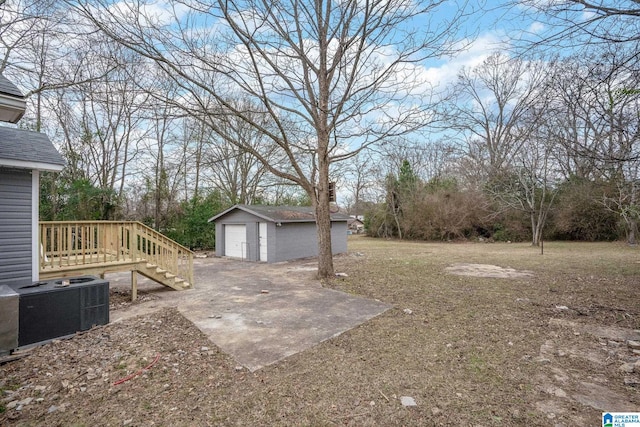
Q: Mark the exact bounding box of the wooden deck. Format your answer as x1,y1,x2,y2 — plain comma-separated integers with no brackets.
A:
39,221,194,300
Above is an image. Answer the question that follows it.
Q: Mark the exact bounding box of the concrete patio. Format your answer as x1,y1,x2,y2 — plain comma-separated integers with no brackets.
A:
108,256,391,371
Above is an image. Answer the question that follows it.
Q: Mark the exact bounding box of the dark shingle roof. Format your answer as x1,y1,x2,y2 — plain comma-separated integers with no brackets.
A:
0,126,65,170
0,74,24,98
209,204,351,223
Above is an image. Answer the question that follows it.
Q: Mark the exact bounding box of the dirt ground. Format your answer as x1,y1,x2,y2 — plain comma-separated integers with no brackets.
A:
1,238,639,426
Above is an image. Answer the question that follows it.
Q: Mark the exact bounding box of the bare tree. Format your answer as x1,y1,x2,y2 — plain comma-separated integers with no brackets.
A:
70,0,470,277
377,137,456,184
544,60,602,180
139,97,185,230
342,151,381,216
487,134,559,246
177,116,212,203
48,43,151,218
1,1,117,132
603,177,640,245
202,101,283,205
594,54,640,244
80,82,145,198
542,48,640,243
446,53,551,178
1,1,69,130
518,0,640,47
445,52,561,245
546,53,638,171
525,46,640,244
0,0,54,73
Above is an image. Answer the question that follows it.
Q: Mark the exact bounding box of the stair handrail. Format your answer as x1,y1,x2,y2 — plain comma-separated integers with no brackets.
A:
131,222,194,287
39,221,194,287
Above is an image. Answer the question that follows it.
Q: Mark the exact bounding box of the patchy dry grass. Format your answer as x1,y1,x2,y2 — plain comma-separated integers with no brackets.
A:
2,237,639,426
327,238,640,424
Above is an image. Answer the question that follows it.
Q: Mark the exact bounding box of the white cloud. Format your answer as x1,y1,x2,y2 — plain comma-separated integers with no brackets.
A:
421,32,510,88
581,9,597,22
528,21,545,34
109,1,190,26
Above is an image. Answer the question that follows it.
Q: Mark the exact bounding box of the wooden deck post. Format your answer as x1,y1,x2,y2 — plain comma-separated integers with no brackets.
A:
131,270,138,302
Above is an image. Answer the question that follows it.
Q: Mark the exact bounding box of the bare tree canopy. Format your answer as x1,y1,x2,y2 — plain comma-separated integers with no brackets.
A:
517,0,640,47
68,0,472,277
445,53,550,178
546,47,640,171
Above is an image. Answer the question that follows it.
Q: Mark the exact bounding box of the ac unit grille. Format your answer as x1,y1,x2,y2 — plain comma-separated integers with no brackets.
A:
80,284,109,330
11,276,109,347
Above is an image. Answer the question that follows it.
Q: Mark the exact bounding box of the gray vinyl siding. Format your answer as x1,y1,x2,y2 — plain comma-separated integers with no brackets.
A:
0,168,32,285
330,221,348,254
245,223,259,261
214,223,223,258
274,221,347,263
274,222,319,262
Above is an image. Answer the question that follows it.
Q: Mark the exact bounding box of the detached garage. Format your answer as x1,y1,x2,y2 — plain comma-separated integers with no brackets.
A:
208,205,349,263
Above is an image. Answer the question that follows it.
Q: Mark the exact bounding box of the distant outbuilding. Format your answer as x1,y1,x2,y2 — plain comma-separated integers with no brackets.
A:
347,217,365,234
208,204,349,263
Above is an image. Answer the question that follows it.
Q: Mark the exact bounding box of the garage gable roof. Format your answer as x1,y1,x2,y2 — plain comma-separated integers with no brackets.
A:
208,204,350,223
0,126,65,171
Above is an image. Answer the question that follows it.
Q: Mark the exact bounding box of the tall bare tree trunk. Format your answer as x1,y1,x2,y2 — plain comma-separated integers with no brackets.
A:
315,123,334,278
314,191,334,278
626,218,637,245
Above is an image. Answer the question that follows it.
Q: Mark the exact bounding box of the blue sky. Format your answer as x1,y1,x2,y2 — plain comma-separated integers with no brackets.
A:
420,1,546,84
106,0,546,90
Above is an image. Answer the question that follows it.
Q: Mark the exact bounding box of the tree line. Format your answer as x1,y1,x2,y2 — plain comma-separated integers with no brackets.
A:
362,49,639,245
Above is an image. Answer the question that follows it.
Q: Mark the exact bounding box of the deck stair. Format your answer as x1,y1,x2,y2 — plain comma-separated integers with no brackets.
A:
39,221,194,298
137,263,190,291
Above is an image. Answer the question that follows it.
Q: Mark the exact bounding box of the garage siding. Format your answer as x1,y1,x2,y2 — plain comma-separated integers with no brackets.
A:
0,168,32,286
330,221,348,254
274,221,348,263
274,222,319,262
212,206,348,263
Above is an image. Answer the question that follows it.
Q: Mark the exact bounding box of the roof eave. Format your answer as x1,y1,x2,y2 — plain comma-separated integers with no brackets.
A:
208,204,349,223
208,204,241,222
0,93,26,124
267,217,348,223
208,204,280,223
0,158,65,172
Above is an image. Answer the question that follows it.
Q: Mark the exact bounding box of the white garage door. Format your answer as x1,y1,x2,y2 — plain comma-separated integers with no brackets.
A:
224,224,246,258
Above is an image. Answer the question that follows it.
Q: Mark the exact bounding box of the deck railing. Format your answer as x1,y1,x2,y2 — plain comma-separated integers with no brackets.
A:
39,221,194,286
